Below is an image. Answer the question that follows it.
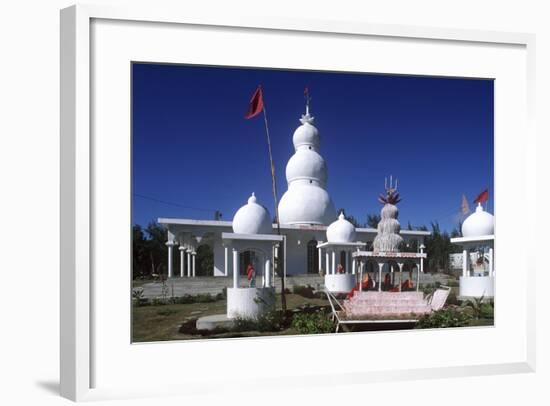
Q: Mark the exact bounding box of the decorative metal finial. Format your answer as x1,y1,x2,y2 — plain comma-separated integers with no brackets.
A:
300,87,315,125
378,175,402,205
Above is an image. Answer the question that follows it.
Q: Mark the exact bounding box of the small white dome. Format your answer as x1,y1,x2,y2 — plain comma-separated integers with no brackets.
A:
232,193,272,235
326,212,356,243
285,149,327,186
293,116,320,151
278,184,336,225
462,204,494,237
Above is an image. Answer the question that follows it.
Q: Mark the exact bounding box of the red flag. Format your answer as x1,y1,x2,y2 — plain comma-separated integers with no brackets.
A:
244,86,264,119
473,189,489,204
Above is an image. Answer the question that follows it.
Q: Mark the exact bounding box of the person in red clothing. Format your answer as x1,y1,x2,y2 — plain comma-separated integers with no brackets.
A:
383,273,392,291
246,264,256,287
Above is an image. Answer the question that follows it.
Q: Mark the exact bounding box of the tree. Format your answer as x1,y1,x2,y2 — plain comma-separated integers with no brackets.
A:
423,221,457,273
337,208,361,228
366,213,381,229
131,221,168,279
196,245,214,276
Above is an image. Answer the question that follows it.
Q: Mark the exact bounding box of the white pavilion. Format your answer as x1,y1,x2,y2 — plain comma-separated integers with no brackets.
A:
158,102,429,280
451,203,495,299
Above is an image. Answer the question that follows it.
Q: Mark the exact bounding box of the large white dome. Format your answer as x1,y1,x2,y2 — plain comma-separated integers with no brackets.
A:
285,149,327,186
278,184,336,225
293,120,320,151
232,193,273,235
326,213,356,243
462,204,494,237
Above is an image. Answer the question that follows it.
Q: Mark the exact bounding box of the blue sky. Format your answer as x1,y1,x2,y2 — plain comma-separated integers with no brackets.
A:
132,63,494,233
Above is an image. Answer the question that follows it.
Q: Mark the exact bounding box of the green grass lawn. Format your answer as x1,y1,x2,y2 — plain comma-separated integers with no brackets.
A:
132,293,329,342
132,288,493,342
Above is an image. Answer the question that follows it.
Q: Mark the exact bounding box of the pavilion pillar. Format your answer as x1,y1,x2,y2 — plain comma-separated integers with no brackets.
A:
326,252,330,275
192,252,196,277
359,261,364,292
224,246,229,277
179,247,185,278
187,251,191,278
462,249,469,278
398,263,404,291
416,265,420,291
318,245,323,274
345,251,350,274
331,251,336,275
378,263,383,292
488,247,494,276
352,258,356,275
166,241,175,278
232,248,239,288
265,258,271,288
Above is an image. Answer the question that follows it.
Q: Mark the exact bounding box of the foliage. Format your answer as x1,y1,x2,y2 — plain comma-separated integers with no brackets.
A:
291,310,335,334
366,213,381,229
132,287,144,306
232,311,285,333
292,284,316,299
415,306,472,329
423,222,461,273
462,295,493,319
156,308,178,316
132,221,168,279
195,244,214,276
149,292,222,306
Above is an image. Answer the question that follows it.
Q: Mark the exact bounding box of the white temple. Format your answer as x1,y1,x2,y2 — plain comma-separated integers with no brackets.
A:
158,100,429,282
451,203,495,298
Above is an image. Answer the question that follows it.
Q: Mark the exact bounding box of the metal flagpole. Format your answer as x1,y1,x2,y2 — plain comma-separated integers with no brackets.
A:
261,104,287,312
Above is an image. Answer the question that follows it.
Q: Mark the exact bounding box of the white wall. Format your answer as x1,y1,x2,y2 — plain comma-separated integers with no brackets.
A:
0,1,548,406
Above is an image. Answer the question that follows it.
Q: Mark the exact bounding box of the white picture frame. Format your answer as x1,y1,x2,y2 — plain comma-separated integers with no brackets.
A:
60,4,536,402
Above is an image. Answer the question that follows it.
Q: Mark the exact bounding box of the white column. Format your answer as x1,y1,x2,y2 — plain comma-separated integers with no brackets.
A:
398,263,404,291
331,251,336,275
192,253,196,277
232,248,239,289
416,265,420,291
462,249,469,278
166,241,174,278
265,258,271,288
179,247,185,278
488,247,494,276
325,252,330,275
187,251,191,278
352,258,356,275
420,245,425,275
359,261,364,292
318,246,323,274
378,263,383,292
224,246,229,277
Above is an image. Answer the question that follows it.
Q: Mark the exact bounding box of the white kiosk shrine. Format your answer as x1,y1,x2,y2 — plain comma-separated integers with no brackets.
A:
317,213,364,293
451,203,495,299
222,193,283,319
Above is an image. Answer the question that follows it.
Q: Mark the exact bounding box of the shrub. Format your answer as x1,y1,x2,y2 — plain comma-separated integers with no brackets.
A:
292,284,316,298
232,311,284,333
415,306,472,329
132,288,144,307
446,280,460,287
461,295,487,319
156,308,178,316
151,297,167,306
291,310,335,334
